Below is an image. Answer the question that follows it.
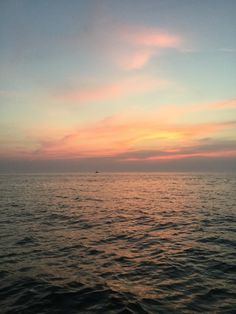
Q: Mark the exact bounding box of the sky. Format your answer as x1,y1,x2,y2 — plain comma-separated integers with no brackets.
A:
0,0,236,172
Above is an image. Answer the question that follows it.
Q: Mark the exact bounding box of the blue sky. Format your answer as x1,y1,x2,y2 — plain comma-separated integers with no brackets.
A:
0,0,235,171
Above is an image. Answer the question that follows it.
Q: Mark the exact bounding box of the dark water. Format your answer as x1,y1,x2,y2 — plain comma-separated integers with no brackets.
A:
0,173,236,313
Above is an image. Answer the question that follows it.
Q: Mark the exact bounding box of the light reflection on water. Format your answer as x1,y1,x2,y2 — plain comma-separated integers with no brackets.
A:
0,173,236,313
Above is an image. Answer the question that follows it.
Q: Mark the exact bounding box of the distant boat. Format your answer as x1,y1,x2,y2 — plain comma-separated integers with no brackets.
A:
95,171,100,173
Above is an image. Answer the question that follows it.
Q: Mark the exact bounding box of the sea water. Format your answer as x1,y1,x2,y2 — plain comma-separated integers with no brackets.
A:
0,173,236,313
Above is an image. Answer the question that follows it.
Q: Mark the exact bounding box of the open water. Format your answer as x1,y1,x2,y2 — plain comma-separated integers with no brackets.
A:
0,173,236,313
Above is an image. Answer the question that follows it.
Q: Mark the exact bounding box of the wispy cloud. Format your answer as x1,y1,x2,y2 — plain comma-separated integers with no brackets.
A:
55,75,171,104
117,49,155,70
121,26,181,48
207,98,236,109
155,98,236,122
2,96,235,161
112,25,182,70
118,139,236,162
28,110,236,160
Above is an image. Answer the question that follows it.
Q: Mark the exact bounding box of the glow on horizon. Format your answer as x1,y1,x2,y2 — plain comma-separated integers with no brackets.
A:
0,0,235,171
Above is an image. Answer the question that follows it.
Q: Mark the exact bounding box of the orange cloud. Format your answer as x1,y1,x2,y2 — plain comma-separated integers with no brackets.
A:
207,98,236,109
118,50,155,70
111,25,182,69
3,97,235,161
122,26,181,48
154,98,236,123
145,150,236,161
30,110,236,160
56,75,170,103
123,150,236,162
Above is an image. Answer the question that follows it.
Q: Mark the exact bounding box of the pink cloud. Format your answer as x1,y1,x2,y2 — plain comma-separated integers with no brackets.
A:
155,98,236,123
4,97,235,160
56,75,170,103
30,111,236,160
207,98,236,109
122,26,181,48
118,49,155,70
111,25,182,70
123,150,236,162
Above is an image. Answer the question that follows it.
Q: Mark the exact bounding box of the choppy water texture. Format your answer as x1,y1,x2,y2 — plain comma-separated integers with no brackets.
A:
0,173,236,313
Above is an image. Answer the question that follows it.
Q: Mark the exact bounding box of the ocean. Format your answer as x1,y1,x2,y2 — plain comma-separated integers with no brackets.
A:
0,173,235,313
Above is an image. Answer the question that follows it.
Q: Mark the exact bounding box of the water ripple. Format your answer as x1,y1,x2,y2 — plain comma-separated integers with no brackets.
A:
0,173,236,313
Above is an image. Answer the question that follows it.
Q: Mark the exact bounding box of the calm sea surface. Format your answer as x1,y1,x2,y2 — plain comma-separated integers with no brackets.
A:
0,173,236,313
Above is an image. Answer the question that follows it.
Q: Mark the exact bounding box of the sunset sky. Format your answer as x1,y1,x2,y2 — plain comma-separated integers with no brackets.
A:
0,0,235,172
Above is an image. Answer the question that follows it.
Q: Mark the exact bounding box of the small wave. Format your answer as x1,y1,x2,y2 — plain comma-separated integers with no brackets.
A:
16,236,35,246
1,173,236,313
